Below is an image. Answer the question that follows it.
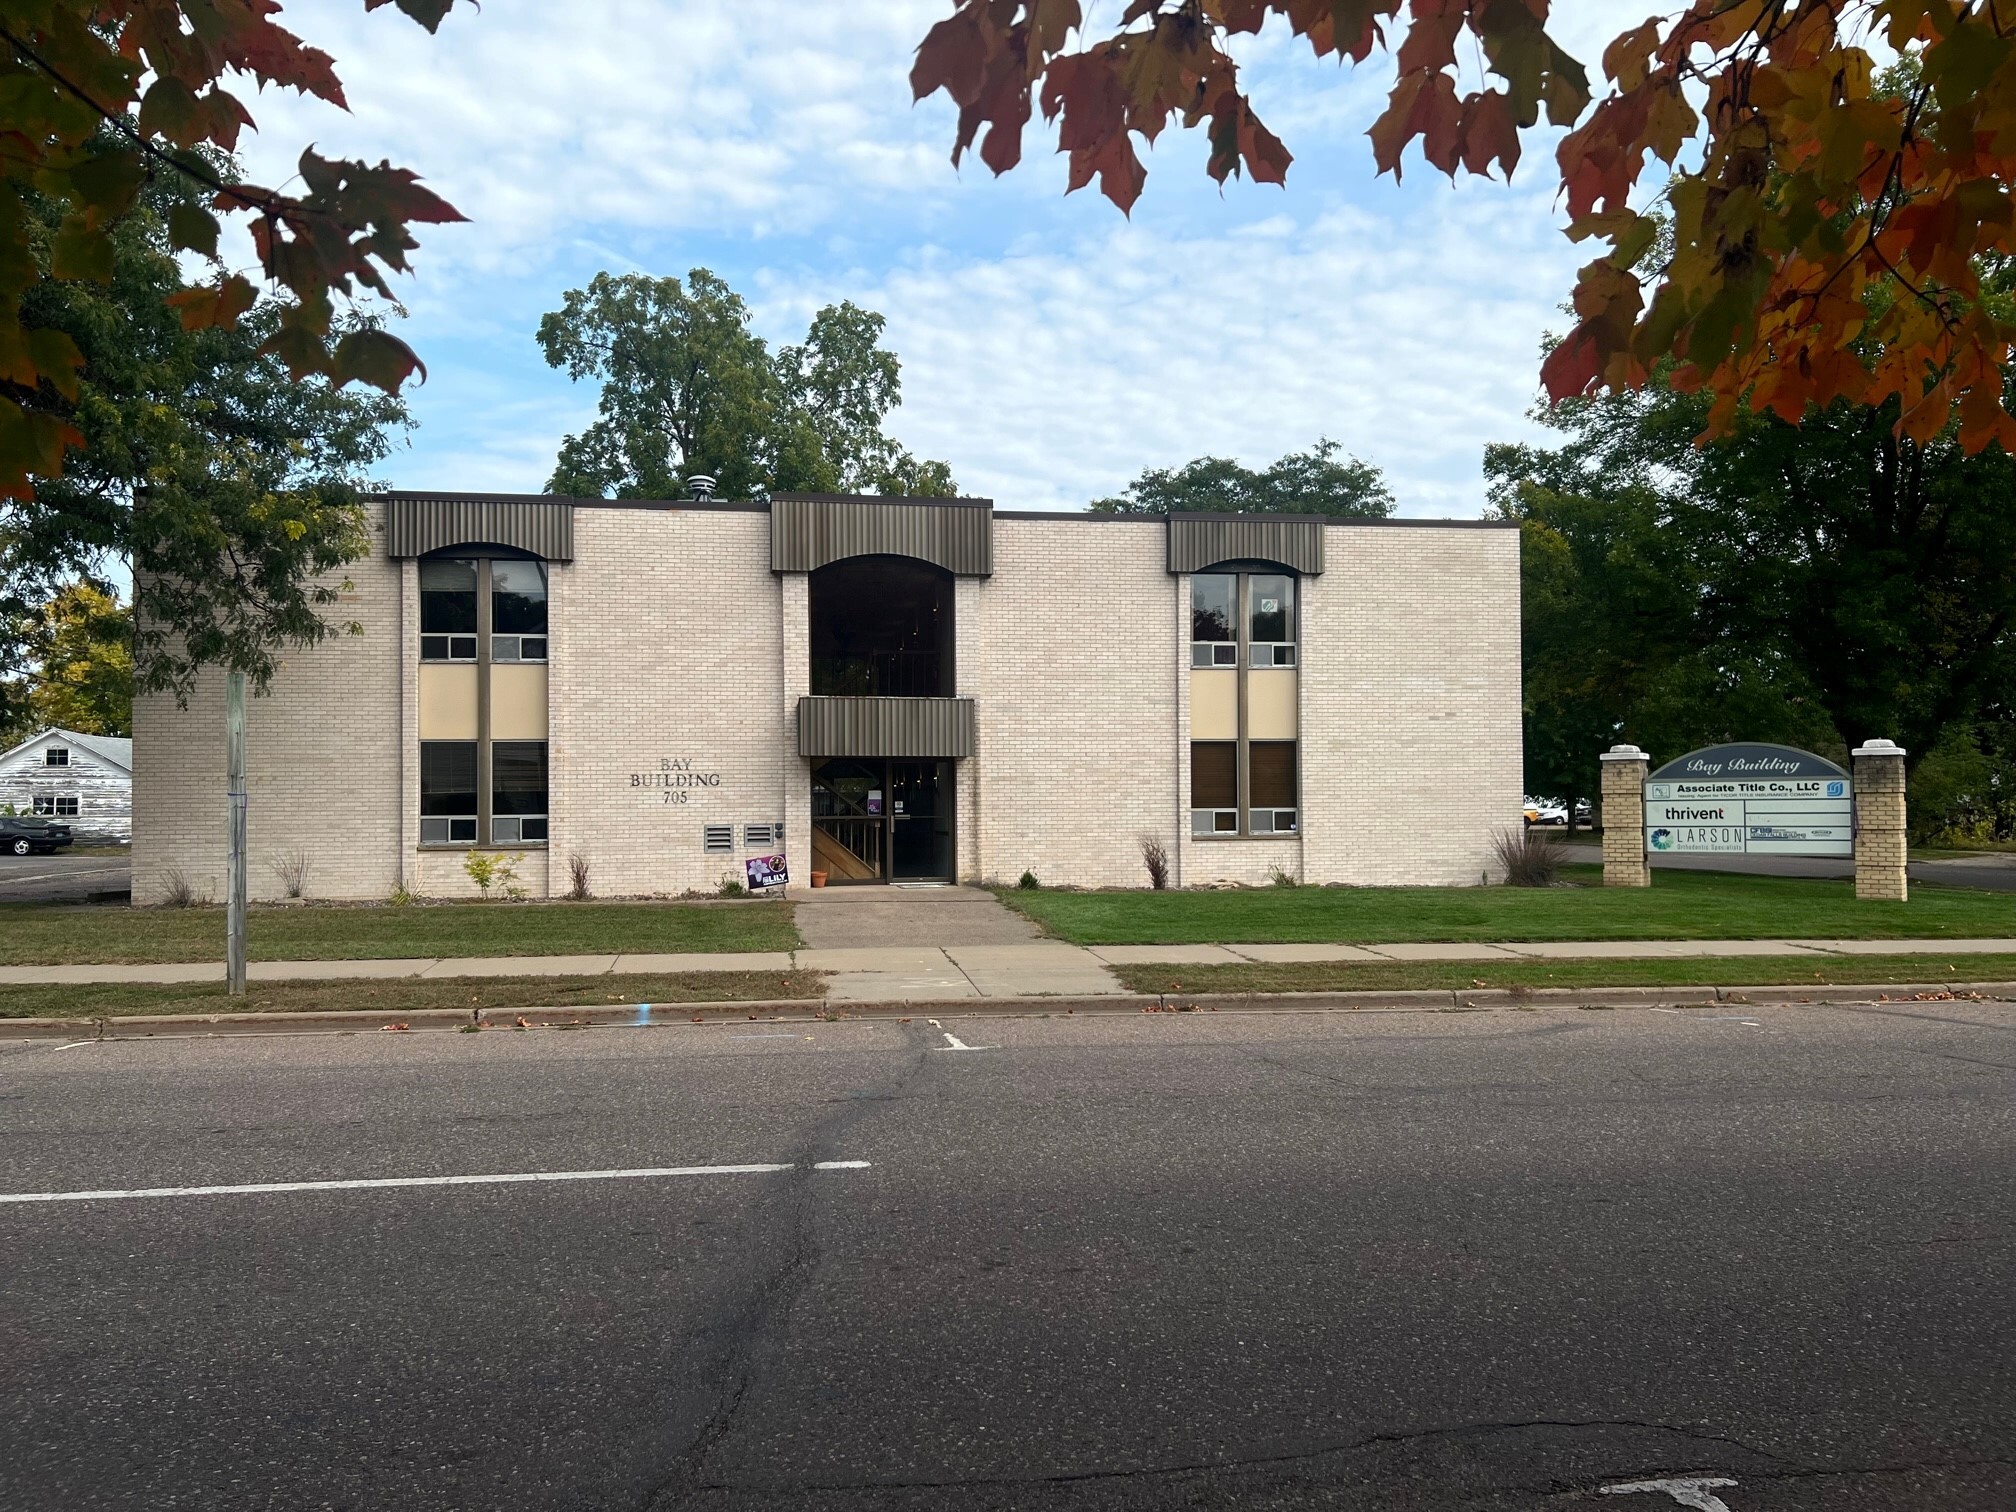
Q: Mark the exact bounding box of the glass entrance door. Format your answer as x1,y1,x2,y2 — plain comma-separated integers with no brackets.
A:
809,758,953,883
889,760,952,881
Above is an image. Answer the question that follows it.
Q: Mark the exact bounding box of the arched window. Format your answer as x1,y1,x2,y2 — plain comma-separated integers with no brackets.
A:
809,555,954,698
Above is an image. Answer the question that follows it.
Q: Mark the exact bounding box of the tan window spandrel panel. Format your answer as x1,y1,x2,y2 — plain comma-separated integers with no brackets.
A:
418,663,479,740
1248,669,1298,739
1189,669,1238,739
490,664,549,740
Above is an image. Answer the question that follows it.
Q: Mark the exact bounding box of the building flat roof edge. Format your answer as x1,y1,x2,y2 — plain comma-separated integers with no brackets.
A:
371,492,1514,529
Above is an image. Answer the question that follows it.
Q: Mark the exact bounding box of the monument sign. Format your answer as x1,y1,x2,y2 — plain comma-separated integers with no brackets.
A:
1645,743,1854,858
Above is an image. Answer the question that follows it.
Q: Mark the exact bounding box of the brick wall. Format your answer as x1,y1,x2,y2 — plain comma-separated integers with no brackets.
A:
969,518,1182,888
548,507,792,899
1299,524,1523,886
132,512,404,904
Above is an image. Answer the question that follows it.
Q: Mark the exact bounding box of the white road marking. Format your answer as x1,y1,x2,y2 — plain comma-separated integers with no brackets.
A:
1651,1009,1762,1026
940,1031,993,1051
53,1041,95,1051
1601,1475,1739,1510
0,1160,871,1206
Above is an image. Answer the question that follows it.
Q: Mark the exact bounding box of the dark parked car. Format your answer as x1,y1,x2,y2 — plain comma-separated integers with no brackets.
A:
0,817,74,856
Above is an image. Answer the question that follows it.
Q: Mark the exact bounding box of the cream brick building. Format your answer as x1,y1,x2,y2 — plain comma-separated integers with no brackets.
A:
132,492,1521,902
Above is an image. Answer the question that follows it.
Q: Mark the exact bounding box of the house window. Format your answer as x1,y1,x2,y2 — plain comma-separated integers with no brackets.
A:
1190,574,1238,668
45,747,69,767
489,741,549,844
33,794,79,817
419,741,479,845
1190,741,1238,836
420,557,479,662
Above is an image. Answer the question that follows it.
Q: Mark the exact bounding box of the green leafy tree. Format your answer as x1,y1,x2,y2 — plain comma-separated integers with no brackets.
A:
0,582,131,745
537,270,956,500
4,139,409,709
1090,439,1393,517
1489,372,2016,828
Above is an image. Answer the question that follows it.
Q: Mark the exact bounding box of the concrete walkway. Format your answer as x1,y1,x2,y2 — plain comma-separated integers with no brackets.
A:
5,936,2015,999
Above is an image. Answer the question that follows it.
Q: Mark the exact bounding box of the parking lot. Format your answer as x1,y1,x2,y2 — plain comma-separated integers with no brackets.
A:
0,851,130,904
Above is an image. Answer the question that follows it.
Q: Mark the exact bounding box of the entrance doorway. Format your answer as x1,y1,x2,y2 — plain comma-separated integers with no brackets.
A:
810,758,954,883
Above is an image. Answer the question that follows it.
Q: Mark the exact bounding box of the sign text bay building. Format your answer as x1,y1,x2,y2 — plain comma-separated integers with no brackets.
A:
132,494,1520,900
1645,744,1855,858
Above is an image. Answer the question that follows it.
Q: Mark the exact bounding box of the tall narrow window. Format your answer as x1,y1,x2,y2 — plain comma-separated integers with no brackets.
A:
1190,741,1237,835
420,741,479,844
417,552,552,850
1190,575,1238,667
1249,741,1298,833
1249,574,1296,667
1186,567,1302,836
490,741,549,844
420,558,478,662
490,560,548,663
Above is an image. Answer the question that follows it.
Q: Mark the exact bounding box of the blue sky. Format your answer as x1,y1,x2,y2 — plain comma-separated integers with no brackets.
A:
242,2,1623,517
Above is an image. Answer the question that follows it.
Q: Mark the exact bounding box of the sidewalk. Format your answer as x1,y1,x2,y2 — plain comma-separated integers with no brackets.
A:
5,937,2015,1000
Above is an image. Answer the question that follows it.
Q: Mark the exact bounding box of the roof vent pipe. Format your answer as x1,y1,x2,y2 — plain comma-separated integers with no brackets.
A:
686,474,717,503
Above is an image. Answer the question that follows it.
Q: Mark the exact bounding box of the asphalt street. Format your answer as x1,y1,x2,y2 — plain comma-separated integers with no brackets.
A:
0,849,130,903
3,1003,2012,1511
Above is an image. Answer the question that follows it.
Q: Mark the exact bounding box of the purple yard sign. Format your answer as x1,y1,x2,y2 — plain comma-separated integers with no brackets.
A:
745,854,788,891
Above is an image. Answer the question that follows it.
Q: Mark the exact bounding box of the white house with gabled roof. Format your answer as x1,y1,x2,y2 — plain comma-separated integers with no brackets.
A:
0,727,133,842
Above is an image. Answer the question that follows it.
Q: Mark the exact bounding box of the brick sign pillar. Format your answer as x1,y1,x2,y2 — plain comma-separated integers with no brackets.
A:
1600,743,1651,888
1852,739,1908,902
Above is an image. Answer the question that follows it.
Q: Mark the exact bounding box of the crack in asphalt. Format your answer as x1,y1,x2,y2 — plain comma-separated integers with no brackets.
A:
637,1023,938,1510
1822,1002,2016,1033
691,1416,1797,1496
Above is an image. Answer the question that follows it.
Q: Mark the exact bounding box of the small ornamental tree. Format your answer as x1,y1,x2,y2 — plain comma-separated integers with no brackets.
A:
912,2,2016,451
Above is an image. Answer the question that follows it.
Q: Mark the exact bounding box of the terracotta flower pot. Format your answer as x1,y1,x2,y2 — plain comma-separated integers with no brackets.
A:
810,871,829,888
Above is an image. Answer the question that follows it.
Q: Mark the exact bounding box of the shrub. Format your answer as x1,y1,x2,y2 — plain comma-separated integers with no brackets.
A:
1139,835,1171,890
386,882,415,907
717,871,746,898
1267,864,1299,888
1492,825,1567,887
158,866,197,908
464,850,526,900
566,852,592,901
1017,869,1040,890
267,847,311,899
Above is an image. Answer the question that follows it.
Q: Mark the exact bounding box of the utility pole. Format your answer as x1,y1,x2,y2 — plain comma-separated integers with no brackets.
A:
226,671,247,996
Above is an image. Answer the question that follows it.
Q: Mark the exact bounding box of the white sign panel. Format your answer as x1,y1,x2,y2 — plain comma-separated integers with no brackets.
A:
1644,745,1855,858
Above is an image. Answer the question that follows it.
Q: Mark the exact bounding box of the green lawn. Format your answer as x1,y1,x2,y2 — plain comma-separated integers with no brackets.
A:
1109,953,2016,996
0,969,825,1019
1000,867,2016,945
0,898,800,966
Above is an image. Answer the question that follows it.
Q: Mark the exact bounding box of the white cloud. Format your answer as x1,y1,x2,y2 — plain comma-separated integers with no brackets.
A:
232,1,1601,514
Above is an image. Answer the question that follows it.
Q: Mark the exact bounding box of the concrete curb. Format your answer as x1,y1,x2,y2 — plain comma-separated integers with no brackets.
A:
3,981,2012,1040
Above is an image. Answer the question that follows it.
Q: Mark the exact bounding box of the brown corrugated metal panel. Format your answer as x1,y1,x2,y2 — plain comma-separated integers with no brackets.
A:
771,495,993,575
1165,514,1325,575
384,497,575,561
796,697,976,758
